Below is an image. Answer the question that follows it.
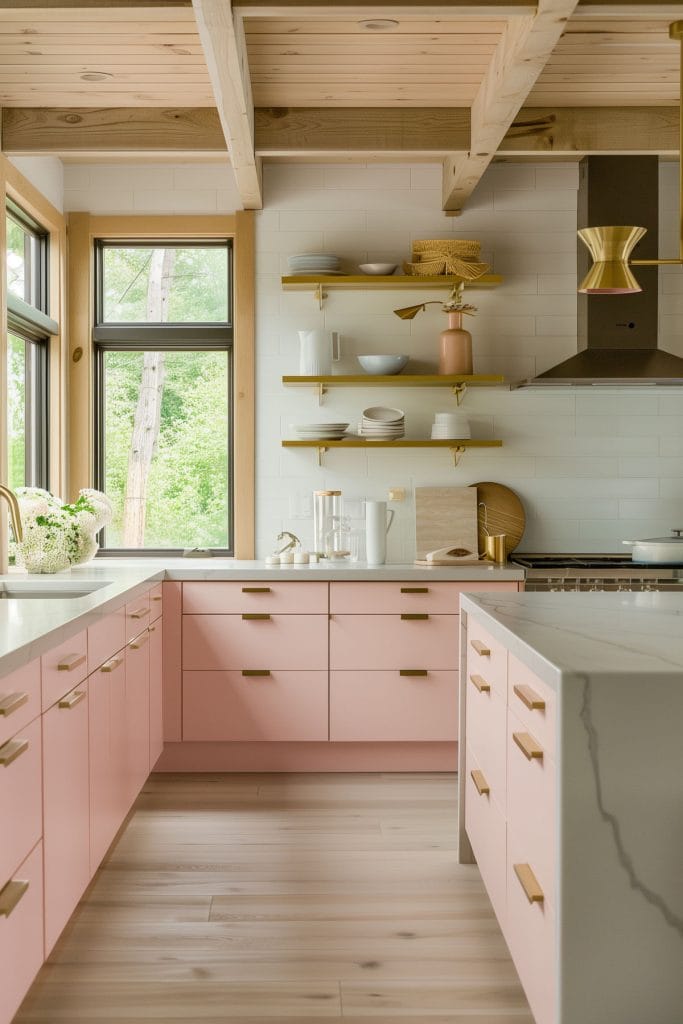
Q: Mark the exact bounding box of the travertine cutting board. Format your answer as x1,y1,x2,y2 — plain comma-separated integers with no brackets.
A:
415,486,479,562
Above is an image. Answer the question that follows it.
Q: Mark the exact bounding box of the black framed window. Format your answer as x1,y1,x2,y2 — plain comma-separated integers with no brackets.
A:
5,200,52,491
93,240,233,554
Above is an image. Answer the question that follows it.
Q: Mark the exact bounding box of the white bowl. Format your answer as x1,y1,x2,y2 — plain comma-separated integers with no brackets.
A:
358,263,397,275
362,406,405,423
357,355,409,375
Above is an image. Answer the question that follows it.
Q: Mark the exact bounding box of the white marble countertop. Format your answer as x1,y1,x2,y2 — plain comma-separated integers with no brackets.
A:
0,559,522,677
461,591,683,690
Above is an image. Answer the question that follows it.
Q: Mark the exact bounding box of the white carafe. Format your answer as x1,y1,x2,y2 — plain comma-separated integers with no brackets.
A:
365,500,395,565
298,330,341,375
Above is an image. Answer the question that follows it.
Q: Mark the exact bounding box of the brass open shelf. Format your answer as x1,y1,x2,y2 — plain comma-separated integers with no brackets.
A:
281,273,503,308
282,373,505,404
282,438,503,467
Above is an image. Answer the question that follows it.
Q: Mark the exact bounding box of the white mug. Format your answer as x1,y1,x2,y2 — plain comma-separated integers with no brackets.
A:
365,500,395,565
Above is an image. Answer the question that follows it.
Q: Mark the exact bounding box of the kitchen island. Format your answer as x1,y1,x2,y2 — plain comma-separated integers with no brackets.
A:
459,590,683,1024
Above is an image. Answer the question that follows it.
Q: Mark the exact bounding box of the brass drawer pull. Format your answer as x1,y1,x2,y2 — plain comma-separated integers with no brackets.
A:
0,737,29,767
470,639,491,657
242,669,271,677
152,595,162,601
399,669,428,677
242,586,271,593
129,607,150,619
101,656,123,673
129,632,149,650
58,652,86,673
400,613,429,620
469,674,491,694
513,683,546,711
0,692,28,717
0,879,29,918
470,769,490,796
59,690,86,710
514,863,544,904
400,587,428,594
242,613,271,620
149,625,157,633
513,731,544,761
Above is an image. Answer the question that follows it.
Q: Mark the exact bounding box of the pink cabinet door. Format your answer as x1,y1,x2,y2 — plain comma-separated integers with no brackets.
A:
330,615,457,670
162,581,182,742
125,594,151,643
182,581,328,615
149,619,164,767
89,652,127,875
330,671,458,742
0,841,44,1024
464,744,506,931
149,583,163,622
183,671,328,741
508,654,556,759
41,629,88,711
330,581,514,615
183,615,328,671
88,606,126,674
465,616,507,699
0,659,41,748
43,682,90,954
125,632,150,807
465,671,507,817
0,717,42,892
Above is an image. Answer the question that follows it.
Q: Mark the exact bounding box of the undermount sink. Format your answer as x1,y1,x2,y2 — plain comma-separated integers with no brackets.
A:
0,580,112,600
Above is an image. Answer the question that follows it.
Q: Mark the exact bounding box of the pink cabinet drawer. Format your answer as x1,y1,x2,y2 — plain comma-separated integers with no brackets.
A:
465,615,507,699
0,659,40,748
505,830,557,1024
508,654,556,759
0,841,44,1024
183,615,328,671
183,670,328,742
125,632,151,807
465,744,506,930
330,670,458,742
41,629,88,711
149,619,164,767
465,671,507,816
507,705,556,906
0,717,42,890
126,594,151,643
43,681,91,955
330,615,457,670
149,583,163,622
331,581,516,615
88,605,126,674
182,581,328,615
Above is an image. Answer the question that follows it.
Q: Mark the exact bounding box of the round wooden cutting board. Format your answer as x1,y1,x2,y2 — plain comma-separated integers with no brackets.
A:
468,481,526,557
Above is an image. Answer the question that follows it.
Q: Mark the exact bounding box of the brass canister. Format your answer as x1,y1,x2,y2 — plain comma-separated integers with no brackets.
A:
483,534,507,564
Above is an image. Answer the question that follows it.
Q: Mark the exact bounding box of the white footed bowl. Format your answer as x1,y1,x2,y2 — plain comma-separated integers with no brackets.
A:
357,354,409,375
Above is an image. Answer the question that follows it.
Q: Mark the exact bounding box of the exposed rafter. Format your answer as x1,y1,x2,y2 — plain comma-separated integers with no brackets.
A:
234,2,535,15
192,0,262,209
442,0,579,212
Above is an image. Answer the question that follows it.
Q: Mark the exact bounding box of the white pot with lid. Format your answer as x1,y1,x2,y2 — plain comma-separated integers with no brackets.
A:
622,528,683,564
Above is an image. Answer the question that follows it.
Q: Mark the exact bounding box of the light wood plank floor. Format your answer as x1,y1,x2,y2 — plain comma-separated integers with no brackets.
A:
16,773,533,1022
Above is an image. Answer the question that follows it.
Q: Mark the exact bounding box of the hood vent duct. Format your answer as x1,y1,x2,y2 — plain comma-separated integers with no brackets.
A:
520,156,683,386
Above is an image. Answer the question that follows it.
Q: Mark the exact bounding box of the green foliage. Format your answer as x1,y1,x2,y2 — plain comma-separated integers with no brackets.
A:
103,246,228,323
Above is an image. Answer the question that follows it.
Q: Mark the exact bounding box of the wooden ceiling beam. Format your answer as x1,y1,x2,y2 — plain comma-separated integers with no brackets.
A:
235,2,535,15
191,0,262,209
0,1,191,6
2,105,679,158
442,0,579,212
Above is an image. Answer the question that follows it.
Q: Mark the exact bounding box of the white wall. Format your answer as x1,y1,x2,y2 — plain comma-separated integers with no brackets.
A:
63,158,683,559
8,156,64,213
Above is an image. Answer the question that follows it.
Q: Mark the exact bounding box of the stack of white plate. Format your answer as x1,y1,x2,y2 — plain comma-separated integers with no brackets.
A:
358,406,405,441
291,422,349,440
288,253,342,275
430,411,471,439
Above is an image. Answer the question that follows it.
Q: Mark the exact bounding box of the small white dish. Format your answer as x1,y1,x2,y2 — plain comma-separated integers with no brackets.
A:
358,354,409,375
362,406,405,423
358,263,397,275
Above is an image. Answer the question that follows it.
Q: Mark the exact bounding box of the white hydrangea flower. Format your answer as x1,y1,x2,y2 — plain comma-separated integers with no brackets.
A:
15,488,114,574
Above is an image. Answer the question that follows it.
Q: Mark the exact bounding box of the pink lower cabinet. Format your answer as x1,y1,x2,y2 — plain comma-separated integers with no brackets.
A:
0,717,42,895
0,659,41,748
0,841,44,1024
184,671,328,741
183,614,328,671
89,652,127,873
330,671,458,741
41,629,87,712
330,614,457,671
42,681,91,954
149,619,164,766
125,630,150,806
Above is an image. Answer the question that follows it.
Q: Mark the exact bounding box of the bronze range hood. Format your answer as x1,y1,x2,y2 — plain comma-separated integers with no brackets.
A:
519,157,683,387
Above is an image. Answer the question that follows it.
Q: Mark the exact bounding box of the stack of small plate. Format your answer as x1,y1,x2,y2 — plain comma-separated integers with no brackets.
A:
430,411,471,439
358,406,405,441
288,253,342,275
291,422,349,441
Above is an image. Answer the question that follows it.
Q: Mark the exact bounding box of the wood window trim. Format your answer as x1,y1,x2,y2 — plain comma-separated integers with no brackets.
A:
0,153,66,569
67,212,255,559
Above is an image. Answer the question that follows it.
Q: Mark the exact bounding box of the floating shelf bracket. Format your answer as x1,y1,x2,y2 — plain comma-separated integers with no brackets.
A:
315,283,326,309
452,383,467,405
316,445,328,466
451,446,466,467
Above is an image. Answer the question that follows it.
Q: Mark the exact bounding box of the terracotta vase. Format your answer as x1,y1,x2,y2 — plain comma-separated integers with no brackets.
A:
438,311,473,375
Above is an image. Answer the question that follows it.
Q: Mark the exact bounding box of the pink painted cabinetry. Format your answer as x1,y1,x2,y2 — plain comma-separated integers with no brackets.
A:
462,611,557,1024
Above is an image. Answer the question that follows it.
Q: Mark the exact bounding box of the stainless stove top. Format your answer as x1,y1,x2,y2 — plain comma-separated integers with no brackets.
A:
510,554,683,592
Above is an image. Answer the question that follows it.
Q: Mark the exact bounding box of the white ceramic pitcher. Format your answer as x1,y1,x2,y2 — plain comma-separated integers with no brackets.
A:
298,330,341,375
365,500,395,565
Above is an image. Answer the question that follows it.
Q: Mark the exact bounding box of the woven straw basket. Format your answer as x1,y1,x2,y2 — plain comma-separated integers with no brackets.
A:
404,238,489,280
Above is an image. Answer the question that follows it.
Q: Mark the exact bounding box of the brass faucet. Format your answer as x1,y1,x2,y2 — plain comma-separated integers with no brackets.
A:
0,485,23,545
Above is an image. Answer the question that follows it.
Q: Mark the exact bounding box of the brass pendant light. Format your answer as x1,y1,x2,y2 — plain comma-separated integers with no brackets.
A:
578,21,683,295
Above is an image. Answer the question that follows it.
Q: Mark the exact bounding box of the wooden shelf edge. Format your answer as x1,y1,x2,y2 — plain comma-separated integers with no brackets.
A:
282,274,502,289
282,374,505,386
282,439,503,449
